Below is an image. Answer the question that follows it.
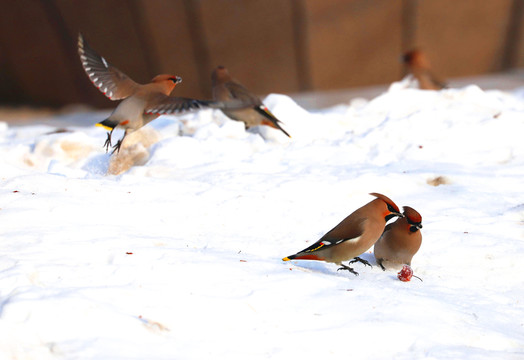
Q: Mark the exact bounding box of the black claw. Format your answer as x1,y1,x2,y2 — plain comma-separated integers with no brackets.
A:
349,256,373,268
103,131,113,153
110,131,127,155
337,264,359,276
111,139,123,154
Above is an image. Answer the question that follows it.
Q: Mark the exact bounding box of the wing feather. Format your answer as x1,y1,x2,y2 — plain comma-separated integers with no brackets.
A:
78,34,139,100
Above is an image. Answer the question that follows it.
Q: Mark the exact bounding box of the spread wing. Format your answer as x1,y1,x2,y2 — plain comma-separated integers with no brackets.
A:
145,94,251,115
78,34,139,100
144,94,214,115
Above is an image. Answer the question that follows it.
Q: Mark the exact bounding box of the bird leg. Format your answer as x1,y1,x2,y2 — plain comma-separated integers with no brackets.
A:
111,131,127,154
337,263,359,276
349,256,373,268
103,130,114,153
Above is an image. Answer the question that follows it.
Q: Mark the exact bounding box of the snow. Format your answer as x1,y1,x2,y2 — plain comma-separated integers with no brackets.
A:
1,81,524,359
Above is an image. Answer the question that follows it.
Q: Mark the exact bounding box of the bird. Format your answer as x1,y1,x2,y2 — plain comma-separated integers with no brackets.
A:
374,206,422,270
282,193,403,275
402,49,447,90
78,34,243,153
211,66,290,137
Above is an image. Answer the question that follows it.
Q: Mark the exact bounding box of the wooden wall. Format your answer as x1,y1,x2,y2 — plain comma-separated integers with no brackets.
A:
0,0,522,108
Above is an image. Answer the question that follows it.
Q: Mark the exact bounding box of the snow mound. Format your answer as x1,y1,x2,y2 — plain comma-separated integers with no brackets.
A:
0,83,524,359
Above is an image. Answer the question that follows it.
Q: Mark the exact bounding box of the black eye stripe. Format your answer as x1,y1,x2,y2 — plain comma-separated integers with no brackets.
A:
406,219,422,227
409,226,419,233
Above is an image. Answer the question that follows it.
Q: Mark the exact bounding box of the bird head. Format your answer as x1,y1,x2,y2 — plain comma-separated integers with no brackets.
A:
369,192,403,221
403,206,423,232
211,66,231,85
151,74,182,94
169,76,183,84
152,74,182,84
402,49,431,69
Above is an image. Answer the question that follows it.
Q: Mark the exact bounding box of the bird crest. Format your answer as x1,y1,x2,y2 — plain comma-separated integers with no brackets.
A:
403,206,422,225
369,192,400,213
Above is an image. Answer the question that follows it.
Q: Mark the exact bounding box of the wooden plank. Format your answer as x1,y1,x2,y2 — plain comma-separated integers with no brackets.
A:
199,0,300,97
417,0,513,77
306,0,403,90
501,0,524,70
0,0,82,106
135,0,203,99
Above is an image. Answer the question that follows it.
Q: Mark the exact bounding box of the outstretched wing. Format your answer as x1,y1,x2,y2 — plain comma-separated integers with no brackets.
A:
78,34,139,100
144,94,215,115
144,94,250,115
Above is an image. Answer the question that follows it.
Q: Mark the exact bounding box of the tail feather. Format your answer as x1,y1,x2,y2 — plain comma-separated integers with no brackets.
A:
282,253,323,261
96,119,119,131
255,106,291,138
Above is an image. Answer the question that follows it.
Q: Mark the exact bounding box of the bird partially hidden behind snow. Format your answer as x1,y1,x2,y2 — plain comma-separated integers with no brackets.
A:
78,34,248,153
374,206,422,270
211,66,290,138
402,49,447,90
283,193,403,276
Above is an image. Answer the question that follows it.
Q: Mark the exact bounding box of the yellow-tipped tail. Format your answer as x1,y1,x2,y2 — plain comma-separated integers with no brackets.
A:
95,123,114,131
282,257,291,261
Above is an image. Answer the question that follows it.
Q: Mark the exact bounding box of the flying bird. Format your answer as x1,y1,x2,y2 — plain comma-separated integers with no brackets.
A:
374,206,422,270
78,34,241,153
283,193,403,275
211,66,290,137
403,49,447,90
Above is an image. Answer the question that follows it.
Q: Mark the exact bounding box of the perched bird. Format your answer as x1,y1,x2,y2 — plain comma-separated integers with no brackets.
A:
78,34,240,153
211,66,290,137
374,206,422,270
402,49,447,90
283,193,403,275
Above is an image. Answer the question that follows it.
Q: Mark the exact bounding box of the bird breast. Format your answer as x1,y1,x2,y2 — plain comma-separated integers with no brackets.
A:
111,96,155,129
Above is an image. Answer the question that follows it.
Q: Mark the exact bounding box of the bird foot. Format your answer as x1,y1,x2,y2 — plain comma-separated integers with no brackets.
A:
337,263,359,276
349,256,372,268
111,138,124,154
103,131,113,153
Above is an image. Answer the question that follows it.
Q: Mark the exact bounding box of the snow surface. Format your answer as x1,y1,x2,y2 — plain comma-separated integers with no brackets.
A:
1,81,524,359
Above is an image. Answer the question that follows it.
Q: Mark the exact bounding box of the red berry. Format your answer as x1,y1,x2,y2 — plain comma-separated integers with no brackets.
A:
397,265,413,282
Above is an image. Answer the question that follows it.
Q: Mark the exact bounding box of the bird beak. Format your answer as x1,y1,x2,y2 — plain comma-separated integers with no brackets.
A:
385,212,403,222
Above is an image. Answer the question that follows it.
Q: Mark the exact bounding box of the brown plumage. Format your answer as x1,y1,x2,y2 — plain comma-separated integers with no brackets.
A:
211,66,290,137
374,206,423,270
403,49,447,90
283,193,403,275
78,34,235,153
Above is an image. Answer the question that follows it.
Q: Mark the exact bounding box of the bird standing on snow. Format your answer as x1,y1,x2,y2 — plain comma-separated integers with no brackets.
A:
283,193,403,275
403,49,447,90
374,206,422,270
78,34,239,153
211,66,290,137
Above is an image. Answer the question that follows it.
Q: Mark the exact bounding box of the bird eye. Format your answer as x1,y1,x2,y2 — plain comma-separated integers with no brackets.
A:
409,226,418,233
387,204,395,212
